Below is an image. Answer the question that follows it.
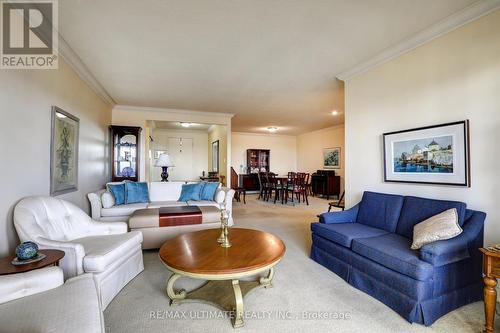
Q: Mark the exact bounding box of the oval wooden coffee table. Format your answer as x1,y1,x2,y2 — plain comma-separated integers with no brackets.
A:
159,228,286,328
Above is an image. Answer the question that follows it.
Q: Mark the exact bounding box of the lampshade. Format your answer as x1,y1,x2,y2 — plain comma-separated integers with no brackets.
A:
155,153,174,167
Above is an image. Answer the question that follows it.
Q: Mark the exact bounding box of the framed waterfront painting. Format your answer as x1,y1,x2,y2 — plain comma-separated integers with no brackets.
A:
50,106,79,196
323,147,341,169
383,120,470,186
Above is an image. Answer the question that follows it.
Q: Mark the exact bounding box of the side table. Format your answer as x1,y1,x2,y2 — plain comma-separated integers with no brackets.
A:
480,247,500,333
0,249,65,276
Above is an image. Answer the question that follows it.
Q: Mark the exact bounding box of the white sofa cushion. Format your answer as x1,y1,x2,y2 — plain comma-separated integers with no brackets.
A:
149,182,184,201
148,201,188,208
198,206,221,223
0,267,64,304
100,202,148,217
101,192,115,208
0,273,104,333
74,231,143,272
214,189,225,203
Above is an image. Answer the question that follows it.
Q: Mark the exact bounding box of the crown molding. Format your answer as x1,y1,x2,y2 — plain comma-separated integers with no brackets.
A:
232,131,297,138
58,36,116,105
113,105,234,119
336,0,500,81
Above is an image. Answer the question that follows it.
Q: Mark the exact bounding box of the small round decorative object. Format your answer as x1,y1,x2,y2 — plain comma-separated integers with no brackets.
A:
15,241,39,260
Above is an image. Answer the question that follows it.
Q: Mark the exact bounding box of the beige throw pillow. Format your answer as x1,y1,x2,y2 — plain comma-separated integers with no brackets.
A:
411,208,463,250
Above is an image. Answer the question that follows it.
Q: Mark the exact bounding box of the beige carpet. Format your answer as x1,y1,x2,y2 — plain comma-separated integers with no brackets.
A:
104,194,493,333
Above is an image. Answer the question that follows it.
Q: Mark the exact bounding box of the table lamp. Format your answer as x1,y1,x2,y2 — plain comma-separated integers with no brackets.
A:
155,153,174,182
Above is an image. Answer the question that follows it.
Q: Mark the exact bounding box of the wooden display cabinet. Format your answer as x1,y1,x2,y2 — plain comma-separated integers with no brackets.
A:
246,149,270,173
110,125,142,182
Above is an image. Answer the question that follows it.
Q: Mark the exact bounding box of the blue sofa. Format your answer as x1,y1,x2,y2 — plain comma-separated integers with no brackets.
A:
310,191,485,326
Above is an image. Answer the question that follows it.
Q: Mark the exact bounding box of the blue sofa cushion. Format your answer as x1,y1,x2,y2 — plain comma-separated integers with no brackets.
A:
108,183,126,206
125,182,149,204
419,210,485,266
396,196,467,239
178,183,203,201
352,233,434,281
200,182,220,201
311,222,388,248
319,204,359,224
357,191,404,232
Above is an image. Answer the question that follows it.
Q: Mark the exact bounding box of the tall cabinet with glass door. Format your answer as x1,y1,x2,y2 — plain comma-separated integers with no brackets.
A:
110,125,142,182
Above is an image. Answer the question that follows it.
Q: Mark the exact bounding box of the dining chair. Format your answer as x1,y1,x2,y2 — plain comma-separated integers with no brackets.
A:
264,172,277,202
284,173,297,204
257,172,264,200
305,173,313,196
274,175,287,204
297,173,309,205
328,191,345,211
285,172,309,205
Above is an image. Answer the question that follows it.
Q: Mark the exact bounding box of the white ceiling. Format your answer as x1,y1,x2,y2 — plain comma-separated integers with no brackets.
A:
59,0,478,135
152,121,213,132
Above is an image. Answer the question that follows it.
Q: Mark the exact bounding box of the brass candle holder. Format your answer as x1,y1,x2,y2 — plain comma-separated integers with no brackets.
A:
217,205,231,248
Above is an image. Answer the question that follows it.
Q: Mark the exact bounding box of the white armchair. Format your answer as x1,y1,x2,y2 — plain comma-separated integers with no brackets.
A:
0,267,104,332
14,196,144,309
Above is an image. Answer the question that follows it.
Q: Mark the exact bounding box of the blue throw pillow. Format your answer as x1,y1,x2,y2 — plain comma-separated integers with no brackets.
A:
178,183,203,202
125,182,149,204
108,184,126,206
200,182,220,201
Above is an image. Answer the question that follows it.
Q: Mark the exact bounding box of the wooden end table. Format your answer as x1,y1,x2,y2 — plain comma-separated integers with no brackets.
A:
0,249,65,276
159,228,286,328
480,248,500,333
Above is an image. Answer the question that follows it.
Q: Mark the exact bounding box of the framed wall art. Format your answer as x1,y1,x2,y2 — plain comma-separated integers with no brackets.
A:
212,140,219,173
323,147,341,169
383,120,470,186
50,106,79,196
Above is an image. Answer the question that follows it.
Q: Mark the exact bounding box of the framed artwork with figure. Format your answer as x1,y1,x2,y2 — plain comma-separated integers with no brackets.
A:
50,106,79,196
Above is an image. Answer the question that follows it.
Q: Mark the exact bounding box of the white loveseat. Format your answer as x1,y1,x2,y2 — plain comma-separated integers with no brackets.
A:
0,267,104,333
88,181,235,224
14,196,144,309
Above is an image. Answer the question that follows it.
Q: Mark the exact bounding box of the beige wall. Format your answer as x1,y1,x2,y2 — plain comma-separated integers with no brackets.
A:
0,59,112,256
150,129,208,181
345,10,500,245
231,132,297,177
297,125,345,192
208,125,228,183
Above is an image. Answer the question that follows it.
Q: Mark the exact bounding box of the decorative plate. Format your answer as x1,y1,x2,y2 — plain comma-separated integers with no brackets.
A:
11,253,47,266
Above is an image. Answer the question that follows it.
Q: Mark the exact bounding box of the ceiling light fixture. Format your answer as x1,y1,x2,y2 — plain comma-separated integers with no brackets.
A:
267,127,278,133
180,122,191,128
331,110,339,116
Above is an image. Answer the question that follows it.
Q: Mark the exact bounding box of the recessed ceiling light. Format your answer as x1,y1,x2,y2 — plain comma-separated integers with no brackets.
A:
267,127,278,133
180,122,191,128
331,110,339,116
